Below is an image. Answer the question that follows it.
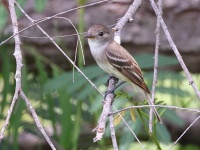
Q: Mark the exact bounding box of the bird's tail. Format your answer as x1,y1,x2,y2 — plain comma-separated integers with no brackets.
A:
146,94,162,123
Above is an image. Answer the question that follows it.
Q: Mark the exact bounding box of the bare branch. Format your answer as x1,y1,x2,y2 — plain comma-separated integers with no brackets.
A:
0,1,57,149
110,105,200,116
113,107,145,150
113,0,142,44
149,0,163,134
0,0,23,141
15,2,103,96
169,115,200,150
93,78,116,142
20,91,56,150
54,17,85,66
0,0,109,46
109,104,118,150
149,0,200,100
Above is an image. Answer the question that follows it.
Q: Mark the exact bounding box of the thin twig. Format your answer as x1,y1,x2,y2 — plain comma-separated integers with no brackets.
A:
54,16,85,65
0,1,57,149
113,107,145,150
169,115,200,150
149,0,200,100
113,0,142,44
73,40,79,82
53,16,84,83
15,2,103,96
0,0,109,46
109,105,118,150
0,0,23,141
20,91,56,150
20,32,85,39
110,105,200,115
149,0,163,134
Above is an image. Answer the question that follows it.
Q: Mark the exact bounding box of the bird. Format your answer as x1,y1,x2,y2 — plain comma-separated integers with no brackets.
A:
85,24,162,123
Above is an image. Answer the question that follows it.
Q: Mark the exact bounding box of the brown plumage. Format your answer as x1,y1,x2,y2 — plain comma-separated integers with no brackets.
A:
105,41,150,94
85,24,162,123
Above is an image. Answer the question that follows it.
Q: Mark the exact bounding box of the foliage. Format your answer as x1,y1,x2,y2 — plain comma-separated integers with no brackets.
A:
1,41,197,150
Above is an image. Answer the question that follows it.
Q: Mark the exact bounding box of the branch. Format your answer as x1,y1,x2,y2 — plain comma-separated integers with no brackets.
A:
113,0,142,44
149,0,163,134
0,0,109,46
0,1,56,149
112,107,145,150
93,78,116,143
0,0,22,141
109,99,118,150
110,105,200,116
169,115,200,150
20,91,56,150
149,0,200,100
15,2,103,96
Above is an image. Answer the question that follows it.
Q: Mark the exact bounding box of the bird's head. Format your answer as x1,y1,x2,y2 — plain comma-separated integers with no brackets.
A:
85,24,112,44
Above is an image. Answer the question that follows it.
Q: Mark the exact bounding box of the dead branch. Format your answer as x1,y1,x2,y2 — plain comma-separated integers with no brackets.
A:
149,0,200,100
93,78,116,143
0,0,56,150
149,0,163,134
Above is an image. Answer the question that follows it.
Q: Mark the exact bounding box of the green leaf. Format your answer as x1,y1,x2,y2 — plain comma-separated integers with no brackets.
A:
156,123,171,143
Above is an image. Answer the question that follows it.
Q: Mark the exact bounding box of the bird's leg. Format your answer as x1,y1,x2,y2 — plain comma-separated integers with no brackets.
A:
104,75,126,99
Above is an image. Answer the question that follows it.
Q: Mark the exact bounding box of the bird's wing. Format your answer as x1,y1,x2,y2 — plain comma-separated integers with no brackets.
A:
105,41,150,94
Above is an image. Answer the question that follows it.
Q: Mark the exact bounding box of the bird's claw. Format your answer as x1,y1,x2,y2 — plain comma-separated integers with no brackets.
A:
107,75,119,85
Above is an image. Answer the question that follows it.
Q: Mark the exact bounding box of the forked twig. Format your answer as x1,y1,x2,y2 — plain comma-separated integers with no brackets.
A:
149,0,200,100
15,2,103,96
0,0,56,149
113,0,142,44
0,0,109,46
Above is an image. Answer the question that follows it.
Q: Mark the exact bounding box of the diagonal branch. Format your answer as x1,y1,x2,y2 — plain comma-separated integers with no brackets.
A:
169,115,200,150
113,0,142,44
0,0,109,46
20,91,56,150
0,1,56,150
15,2,103,96
149,0,200,100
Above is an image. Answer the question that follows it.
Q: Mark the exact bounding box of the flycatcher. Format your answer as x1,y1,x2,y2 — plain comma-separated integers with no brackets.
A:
85,24,162,123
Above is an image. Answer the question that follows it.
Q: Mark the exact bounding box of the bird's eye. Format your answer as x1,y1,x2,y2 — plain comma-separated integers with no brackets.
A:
98,32,104,36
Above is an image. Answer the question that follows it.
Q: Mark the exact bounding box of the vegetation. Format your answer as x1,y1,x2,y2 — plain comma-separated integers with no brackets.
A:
0,1,200,150
0,46,199,149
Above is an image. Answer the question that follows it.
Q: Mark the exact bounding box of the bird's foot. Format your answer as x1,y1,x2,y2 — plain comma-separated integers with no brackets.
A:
104,81,126,99
107,75,119,85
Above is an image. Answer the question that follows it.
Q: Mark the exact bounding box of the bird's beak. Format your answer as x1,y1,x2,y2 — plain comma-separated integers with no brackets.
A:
84,33,95,39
